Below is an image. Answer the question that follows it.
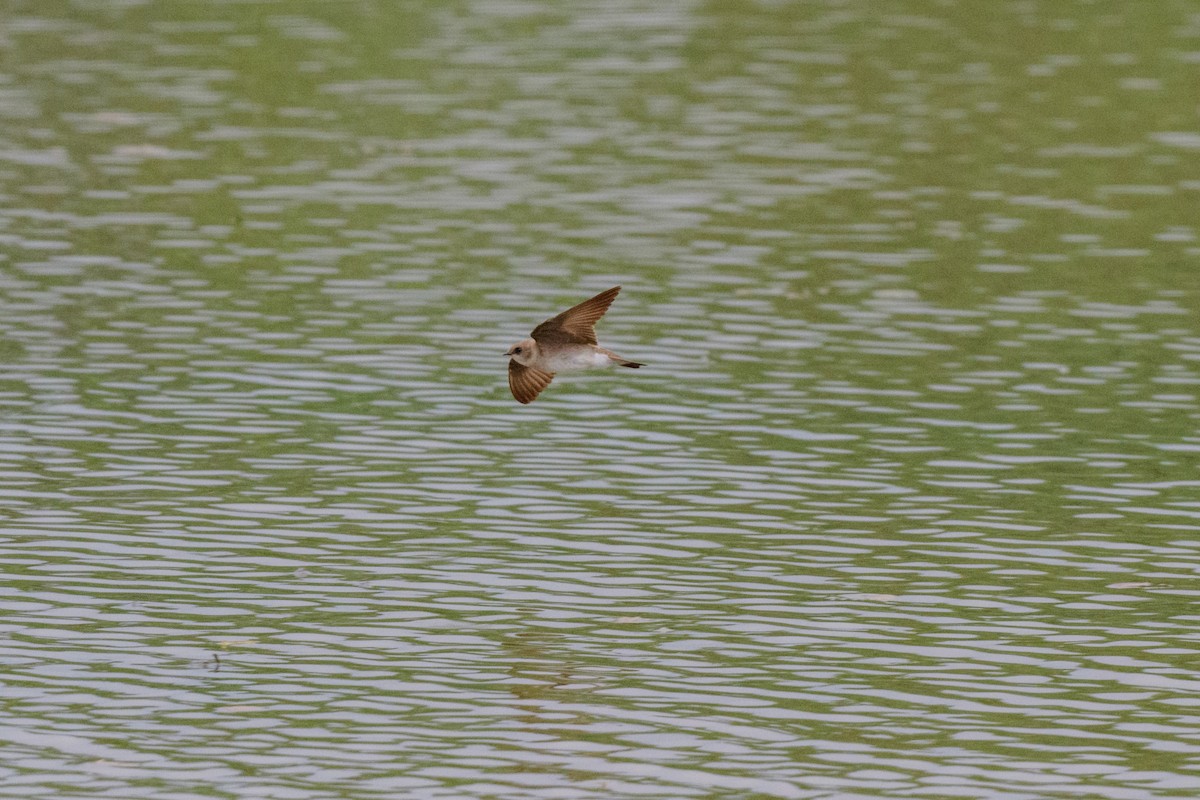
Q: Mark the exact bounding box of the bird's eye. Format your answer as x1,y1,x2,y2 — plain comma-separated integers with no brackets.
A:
514,347,522,354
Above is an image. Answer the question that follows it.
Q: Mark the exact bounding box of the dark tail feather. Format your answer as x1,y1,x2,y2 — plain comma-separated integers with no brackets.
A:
604,349,644,368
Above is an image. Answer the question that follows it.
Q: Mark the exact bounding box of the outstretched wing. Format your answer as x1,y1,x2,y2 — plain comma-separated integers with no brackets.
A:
530,286,621,346
508,360,555,404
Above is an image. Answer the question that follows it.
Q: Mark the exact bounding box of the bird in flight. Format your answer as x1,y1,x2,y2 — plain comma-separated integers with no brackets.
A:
505,285,644,404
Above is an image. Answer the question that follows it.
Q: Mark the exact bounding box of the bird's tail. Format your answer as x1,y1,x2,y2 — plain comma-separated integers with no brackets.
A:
603,348,644,368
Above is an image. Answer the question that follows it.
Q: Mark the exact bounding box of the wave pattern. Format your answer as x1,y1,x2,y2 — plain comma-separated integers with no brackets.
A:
1,1,1199,799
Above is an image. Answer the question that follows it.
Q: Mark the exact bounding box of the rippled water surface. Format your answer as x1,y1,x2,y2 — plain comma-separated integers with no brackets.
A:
2,1,1200,798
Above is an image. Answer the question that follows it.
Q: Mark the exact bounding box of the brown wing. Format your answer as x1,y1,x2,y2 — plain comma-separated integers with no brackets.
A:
508,360,555,404
530,286,621,346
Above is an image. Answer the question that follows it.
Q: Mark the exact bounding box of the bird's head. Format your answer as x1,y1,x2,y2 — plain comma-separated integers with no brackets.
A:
505,338,537,365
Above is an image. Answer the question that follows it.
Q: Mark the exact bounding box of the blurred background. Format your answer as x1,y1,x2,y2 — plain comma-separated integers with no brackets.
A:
1,1,1198,798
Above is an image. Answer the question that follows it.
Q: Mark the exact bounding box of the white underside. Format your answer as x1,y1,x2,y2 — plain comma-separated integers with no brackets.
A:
540,348,613,373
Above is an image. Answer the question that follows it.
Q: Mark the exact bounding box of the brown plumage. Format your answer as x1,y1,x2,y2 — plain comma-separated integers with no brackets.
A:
529,285,621,346
505,285,644,404
507,361,555,405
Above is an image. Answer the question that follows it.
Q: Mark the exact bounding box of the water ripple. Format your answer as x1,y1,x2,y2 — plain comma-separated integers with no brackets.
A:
2,1,1200,799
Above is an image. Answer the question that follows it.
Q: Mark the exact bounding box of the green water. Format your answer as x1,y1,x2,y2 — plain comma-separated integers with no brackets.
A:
1,1,1199,799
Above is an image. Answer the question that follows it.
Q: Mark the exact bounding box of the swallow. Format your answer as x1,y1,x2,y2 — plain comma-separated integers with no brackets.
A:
505,285,644,404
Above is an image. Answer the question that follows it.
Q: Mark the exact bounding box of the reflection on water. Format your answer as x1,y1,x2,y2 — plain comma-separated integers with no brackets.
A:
2,1,1199,798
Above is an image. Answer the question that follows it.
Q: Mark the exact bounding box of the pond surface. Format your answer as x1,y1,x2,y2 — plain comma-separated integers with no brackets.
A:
1,1,1199,798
